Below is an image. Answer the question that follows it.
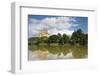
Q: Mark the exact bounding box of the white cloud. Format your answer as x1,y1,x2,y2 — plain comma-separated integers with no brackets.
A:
28,16,78,37
48,29,74,36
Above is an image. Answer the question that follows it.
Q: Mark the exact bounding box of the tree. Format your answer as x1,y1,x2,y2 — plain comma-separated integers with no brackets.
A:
62,34,69,44
58,37,64,45
80,33,88,45
71,30,77,44
57,33,61,39
28,37,40,45
71,29,87,45
57,33,62,44
40,37,48,43
47,35,59,44
85,34,88,44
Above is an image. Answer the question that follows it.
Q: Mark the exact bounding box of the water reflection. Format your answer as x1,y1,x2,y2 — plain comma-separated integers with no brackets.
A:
28,44,88,60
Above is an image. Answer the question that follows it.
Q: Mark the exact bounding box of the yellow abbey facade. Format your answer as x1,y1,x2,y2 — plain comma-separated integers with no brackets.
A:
39,31,49,37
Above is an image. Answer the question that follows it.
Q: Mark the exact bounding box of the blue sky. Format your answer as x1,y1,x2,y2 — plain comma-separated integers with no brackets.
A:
28,15,88,38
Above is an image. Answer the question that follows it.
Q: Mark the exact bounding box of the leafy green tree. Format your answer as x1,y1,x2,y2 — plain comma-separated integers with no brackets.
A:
47,35,59,44
57,33,62,39
40,37,48,43
62,34,69,44
58,37,64,45
85,34,88,44
28,37,40,45
57,33,62,44
71,29,88,45
80,33,88,45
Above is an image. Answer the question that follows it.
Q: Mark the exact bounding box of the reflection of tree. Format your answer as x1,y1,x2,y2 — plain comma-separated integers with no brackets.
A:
72,45,88,58
30,45,71,56
29,44,87,59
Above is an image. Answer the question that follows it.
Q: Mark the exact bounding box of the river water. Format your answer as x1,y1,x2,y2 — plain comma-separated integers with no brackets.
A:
28,44,88,61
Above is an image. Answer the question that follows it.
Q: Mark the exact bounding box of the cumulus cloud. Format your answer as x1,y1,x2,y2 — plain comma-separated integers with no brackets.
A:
28,16,79,37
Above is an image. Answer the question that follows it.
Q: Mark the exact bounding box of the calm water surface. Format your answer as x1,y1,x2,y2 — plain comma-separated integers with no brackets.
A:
28,44,88,60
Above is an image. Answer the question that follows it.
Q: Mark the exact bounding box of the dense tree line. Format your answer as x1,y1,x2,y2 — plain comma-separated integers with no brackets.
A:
71,29,88,45
28,29,88,45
